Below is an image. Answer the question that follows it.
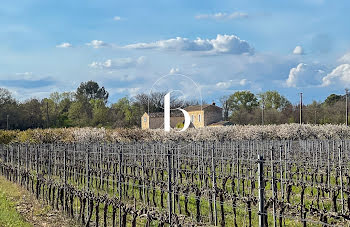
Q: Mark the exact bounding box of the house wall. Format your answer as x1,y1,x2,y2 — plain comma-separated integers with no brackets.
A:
141,108,222,130
204,109,223,126
149,117,163,129
170,116,185,128
187,110,205,128
147,116,184,129
141,113,149,129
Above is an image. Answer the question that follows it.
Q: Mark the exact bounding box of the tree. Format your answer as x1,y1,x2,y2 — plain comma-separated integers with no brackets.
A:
48,92,75,127
76,81,109,103
258,91,291,111
111,97,133,127
68,102,91,126
219,96,230,120
0,88,18,129
227,91,258,112
230,107,260,125
324,94,342,106
90,99,109,127
68,81,109,127
0,88,14,105
40,98,57,128
19,99,44,129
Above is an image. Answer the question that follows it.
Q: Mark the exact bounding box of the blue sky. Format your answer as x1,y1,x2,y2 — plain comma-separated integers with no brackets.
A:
1,0,350,105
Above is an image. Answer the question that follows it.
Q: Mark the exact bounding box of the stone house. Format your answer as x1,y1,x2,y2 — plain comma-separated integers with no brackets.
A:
141,103,225,129
141,111,184,129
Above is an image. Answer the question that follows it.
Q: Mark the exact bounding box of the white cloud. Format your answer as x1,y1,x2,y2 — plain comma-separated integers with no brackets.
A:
15,72,33,76
239,79,247,86
89,56,146,69
169,68,180,74
215,79,248,89
322,64,350,87
86,40,108,48
113,16,122,21
286,63,304,87
195,12,248,20
114,87,141,97
14,72,35,80
293,46,304,55
339,52,350,63
286,63,325,87
56,42,72,48
215,81,233,89
124,34,253,55
7,72,51,81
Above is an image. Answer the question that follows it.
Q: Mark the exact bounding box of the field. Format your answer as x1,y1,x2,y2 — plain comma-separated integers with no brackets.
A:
0,124,350,226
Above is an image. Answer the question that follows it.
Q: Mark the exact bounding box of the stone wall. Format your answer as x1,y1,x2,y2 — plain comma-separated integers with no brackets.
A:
204,108,223,126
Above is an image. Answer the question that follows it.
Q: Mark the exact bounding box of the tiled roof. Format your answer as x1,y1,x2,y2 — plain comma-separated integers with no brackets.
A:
185,104,222,112
146,104,222,118
148,111,183,118
208,121,233,126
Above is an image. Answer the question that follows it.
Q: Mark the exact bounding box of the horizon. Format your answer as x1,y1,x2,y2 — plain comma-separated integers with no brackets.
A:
1,0,350,105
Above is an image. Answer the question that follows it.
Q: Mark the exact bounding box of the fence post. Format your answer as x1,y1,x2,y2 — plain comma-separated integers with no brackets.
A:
6,145,9,168
279,145,284,202
36,145,39,175
141,146,146,204
73,143,76,183
211,142,217,226
86,144,90,189
338,144,344,214
17,145,20,184
25,145,29,190
64,144,67,212
271,146,277,227
85,143,91,224
48,144,51,179
25,144,28,172
172,145,176,213
327,141,330,193
167,144,172,225
258,155,265,227
118,144,123,227
236,144,240,196
100,145,103,190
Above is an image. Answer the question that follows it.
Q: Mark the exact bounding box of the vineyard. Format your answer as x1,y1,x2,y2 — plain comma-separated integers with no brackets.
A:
0,139,350,226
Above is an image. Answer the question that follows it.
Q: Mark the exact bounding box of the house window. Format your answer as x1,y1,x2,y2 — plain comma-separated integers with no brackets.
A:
191,114,194,122
198,114,201,122
143,117,147,122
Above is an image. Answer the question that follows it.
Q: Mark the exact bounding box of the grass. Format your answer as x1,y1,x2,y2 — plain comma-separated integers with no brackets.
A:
0,176,32,227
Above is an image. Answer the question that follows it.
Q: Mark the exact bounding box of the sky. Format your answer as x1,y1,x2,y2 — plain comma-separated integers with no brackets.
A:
1,0,350,105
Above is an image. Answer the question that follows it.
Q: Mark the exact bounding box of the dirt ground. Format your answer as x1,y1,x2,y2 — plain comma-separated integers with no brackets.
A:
0,176,79,227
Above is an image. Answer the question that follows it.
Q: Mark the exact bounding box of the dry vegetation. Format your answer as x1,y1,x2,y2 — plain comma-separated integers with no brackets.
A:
1,123,350,144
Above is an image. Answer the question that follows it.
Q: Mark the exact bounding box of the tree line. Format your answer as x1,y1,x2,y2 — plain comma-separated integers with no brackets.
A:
0,81,348,130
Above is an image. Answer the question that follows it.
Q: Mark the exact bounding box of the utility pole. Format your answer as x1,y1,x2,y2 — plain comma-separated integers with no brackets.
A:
299,93,303,125
261,98,265,125
346,88,349,126
6,114,9,130
314,110,317,124
46,101,50,128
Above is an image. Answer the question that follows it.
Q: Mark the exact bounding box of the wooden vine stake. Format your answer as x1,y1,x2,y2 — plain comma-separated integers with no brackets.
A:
211,142,218,226
338,144,344,214
167,144,173,225
258,155,265,227
270,146,276,227
119,145,123,227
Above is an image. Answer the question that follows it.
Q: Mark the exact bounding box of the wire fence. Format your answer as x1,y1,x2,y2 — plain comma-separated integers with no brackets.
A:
0,140,349,226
